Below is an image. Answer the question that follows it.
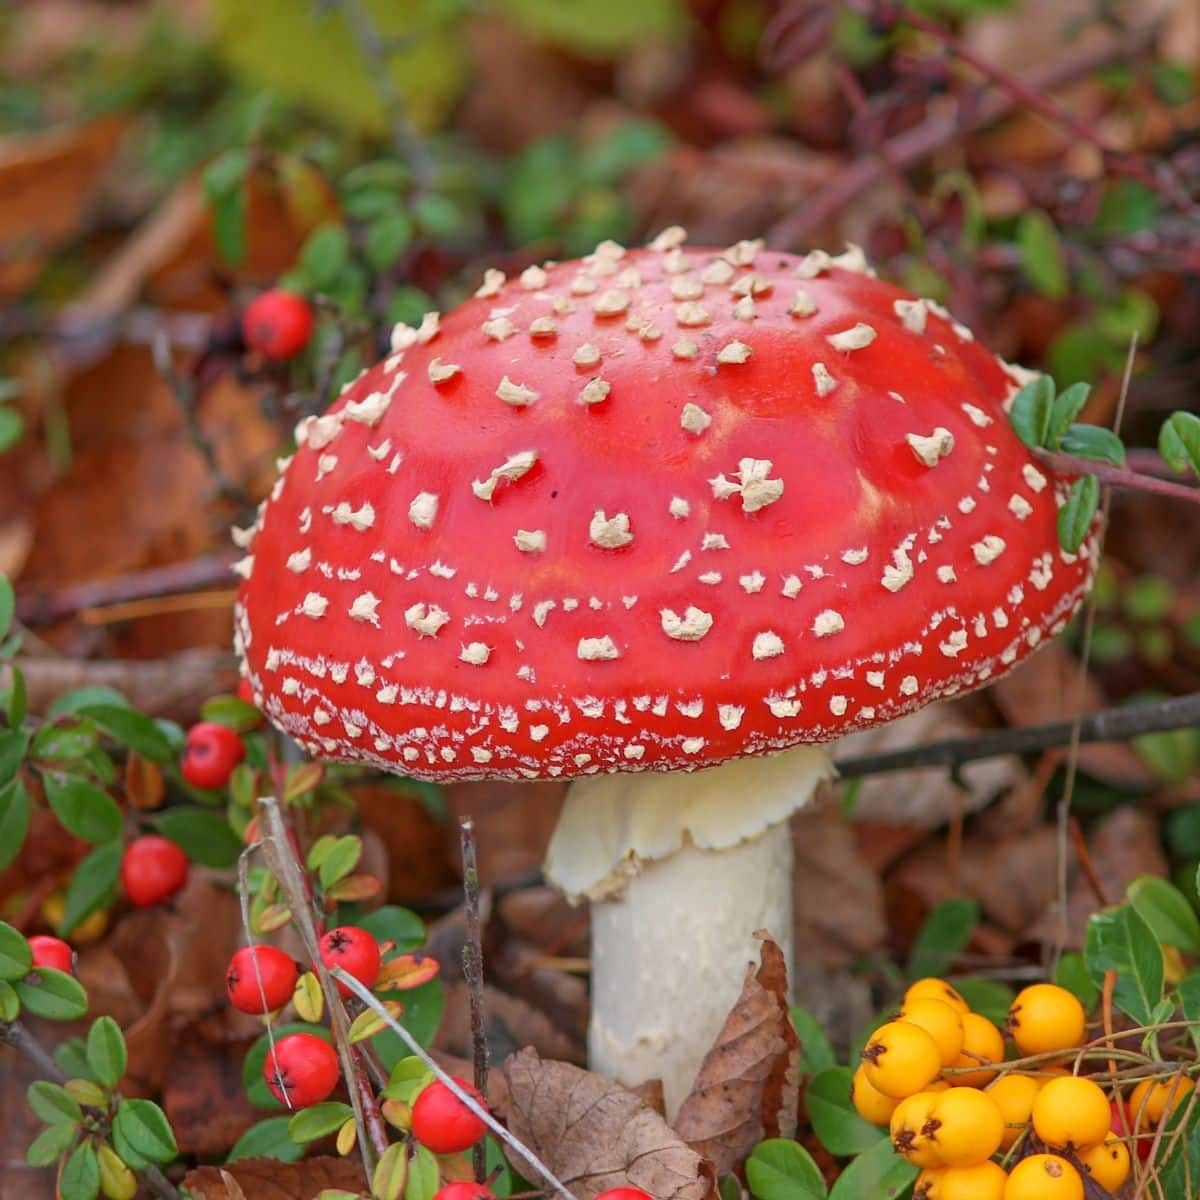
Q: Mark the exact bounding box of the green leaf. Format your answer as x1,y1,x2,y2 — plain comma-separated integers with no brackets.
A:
1048,382,1091,442
1134,721,1196,786
112,1099,178,1165
1008,375,1055,449
828,1135,917,1200
1017,210,1068,298
0,777,30,873
27,1080,83,1125
352,906,426,953
1176,970,1200,1055
152,807,243,868
77,704,172,761
0,978,18,1020
15,967,89,1020
365,211,413,271
746,1137,827,1200
808,1067,882,1155
790,1006,836,1077
227,1116,306,1162
47,688,128,719
1059,424,1126,467
1167,807,1200,859
1057,474,1100,554
496,0,688,55
298,222,351,291
86,1017,127,1090
951,978,1015,1027
1092,179,1161,237
287,1101,354,1143
202,150,249,268
60,840,123,937
1054,951,1099,1011
1160,412,1200,477
370,977,443,1067
1128,875,1200,955
44,774,123,845
1085,902,1164,1026
55,1038,96,1083
200,695,263,733
32,722,98,763
0,575,12,640
0,406,24,454
60,1139,100,1200
26,1121,78,1167
7,663,26,727
405,1142,439,1200
0,727,27,786
318,835,362,890
0,919,32,980
906,898,978,980
1123,576,1175,623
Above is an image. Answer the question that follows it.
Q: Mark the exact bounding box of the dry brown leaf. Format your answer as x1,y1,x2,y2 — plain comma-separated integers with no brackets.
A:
0,115,129,298
442,779,566,880
673,934,799,1176
163,1034,261,1157
183,1155,366,1200
439,981,585,1065
503,1047,716,1200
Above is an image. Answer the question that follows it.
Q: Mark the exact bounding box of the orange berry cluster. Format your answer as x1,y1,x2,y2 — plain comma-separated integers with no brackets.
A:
850,978,1192,1199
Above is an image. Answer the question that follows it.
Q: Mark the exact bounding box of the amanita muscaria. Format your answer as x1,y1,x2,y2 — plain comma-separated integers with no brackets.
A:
234,231,1098,1112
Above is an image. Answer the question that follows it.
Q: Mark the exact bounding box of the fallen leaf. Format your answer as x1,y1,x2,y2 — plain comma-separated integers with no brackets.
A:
163,1034,261,1157
673,933,799,1176
183,1155,366,1200
438,981,585,1066
441,779,566,881
502,1047,716,1200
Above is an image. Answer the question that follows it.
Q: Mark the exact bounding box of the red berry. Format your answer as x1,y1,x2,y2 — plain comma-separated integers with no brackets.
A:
263,1033,339,1108
319,926,381,997
242,290,314,360
593,1191,653,1200
1112,1098,1150,1162
411,1077,488,1154
225,945,299,1014
433,1185,495,1200
121,836,189,907
181,722,246,790
28,935,74,974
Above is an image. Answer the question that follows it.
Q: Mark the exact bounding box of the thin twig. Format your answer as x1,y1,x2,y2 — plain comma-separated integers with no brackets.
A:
459,817,489,1184
331,967,576,1200
832,691,1200,779
1032,448,1200,506
327,0,436,189
766,19,1160,246
0,1021,181,1200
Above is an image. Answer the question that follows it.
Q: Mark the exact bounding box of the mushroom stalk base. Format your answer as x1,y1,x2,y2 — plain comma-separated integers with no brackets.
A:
544,746,834,1117
589,821,794,1115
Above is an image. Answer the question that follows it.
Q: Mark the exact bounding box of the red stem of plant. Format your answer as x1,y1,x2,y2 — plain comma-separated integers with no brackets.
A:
1032,448,1200,505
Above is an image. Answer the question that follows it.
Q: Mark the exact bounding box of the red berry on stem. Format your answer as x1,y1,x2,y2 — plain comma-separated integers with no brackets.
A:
225,945,299,1014
593,1191,654,1200
242,290,314,360
433,1185,495,1200
411,1077,488,1154
121,836,189,907
28,935,74,974
263,1033,339,1108
181,722,246,790
319,926,381,996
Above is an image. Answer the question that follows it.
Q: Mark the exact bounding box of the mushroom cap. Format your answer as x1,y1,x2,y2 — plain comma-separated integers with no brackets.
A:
234,235,1097,781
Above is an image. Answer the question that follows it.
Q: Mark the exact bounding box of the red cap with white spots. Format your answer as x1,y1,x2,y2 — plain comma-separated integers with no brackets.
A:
234,232,1097,781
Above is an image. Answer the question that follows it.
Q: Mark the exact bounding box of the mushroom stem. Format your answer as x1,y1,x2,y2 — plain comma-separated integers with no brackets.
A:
544,745,834,1116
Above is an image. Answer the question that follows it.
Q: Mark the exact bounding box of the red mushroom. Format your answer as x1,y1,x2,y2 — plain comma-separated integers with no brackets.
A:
234,231,1097,1111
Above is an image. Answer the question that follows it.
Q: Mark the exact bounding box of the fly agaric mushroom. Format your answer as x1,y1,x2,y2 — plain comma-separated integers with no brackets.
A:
234,232,1098,1113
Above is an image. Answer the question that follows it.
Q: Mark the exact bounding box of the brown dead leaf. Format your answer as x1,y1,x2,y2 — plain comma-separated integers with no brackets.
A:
0,115,129,298
441,779,566,880
163,1034,261,1157
673,934,799,1176
503,1047,716,1200
439,981,585,1065
183,1155,366,1200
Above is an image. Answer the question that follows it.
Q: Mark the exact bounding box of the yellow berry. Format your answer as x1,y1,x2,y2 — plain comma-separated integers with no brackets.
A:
986,1073,1042,1149
926,1087,1005,1167
899,999,966,1069
940,1161,1007,1200
914,1168,946,1200
906,977,971,1015
863,1020,943,1099
1129,1077,1195,1129
851,1064,899,1126
1002,1154,1082,1200
1078,1135,1130,1192
41,891,109,944
952,1012,1006,1087
1007,984,1086,1056
891,1091,946,1169
1031,1076,1111,1150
